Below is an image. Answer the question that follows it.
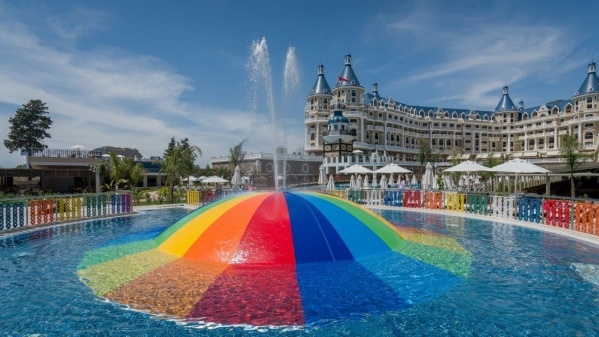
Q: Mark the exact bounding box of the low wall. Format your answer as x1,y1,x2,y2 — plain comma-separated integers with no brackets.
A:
0,192,133,232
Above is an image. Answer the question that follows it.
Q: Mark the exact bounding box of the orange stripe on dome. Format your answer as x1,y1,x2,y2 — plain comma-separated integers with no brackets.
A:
183,193,272,263
107,259,229,318
157,193,263,257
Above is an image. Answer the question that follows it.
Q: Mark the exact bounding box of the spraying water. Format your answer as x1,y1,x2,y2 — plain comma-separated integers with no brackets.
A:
248,38,301,190
248,37,279,190
281,46,301,188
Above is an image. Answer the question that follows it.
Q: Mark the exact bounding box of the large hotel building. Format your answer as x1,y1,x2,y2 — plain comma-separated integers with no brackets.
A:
305,55,599,173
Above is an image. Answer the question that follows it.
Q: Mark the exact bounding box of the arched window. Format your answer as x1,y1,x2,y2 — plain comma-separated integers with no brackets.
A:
432,139,436,145
310,133,315,141
352,90,356,97
528,139,535,147
375,133,379,140
587,97,593,109
439,139,444,146
585,132,594,140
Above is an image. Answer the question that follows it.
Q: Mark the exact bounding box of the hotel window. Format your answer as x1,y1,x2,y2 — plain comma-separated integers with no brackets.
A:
587,97,592,109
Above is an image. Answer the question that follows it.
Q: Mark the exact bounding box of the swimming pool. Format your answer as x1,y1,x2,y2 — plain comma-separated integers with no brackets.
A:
0,207,597,336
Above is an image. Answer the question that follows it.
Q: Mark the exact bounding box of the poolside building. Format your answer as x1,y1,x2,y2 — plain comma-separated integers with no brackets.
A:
305,55,599,175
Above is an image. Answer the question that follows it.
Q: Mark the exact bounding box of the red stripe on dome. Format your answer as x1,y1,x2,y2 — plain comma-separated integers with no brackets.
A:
231,192,296,265
188,264,304,326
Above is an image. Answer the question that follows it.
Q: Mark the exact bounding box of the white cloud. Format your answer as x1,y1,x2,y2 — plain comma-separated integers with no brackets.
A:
0,4,278,168
381,6,583,110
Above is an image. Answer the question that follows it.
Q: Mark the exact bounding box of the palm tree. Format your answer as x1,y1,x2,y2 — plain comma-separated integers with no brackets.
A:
121,157,146,191
229,139,247,171
161,144,200,203
560,133,591,197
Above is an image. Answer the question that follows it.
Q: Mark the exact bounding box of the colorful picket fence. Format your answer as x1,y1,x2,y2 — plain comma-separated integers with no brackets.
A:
321,188,599,238
0,192,133,232
186,190,246,207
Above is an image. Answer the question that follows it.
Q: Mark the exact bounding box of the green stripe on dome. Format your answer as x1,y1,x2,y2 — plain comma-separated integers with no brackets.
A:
394,241,472,278
77,239,158,270
78,249,177,296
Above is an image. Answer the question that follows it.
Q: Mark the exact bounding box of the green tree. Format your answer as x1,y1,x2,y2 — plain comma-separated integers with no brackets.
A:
4,99,53,157
229,139,247,170
417,138,433,173
560,133,591,197
122,157,145,191
161,143,201,203
480,154,503,191
163,137,176,158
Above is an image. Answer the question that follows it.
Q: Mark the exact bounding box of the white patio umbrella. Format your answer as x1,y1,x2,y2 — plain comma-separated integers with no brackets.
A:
349,175,356,189
338,164,373,175
372,173,378,188
327,175,335,191
488,158,550,192
411,175,417,186
422,162,434,189
356,175,363,189
71,144,85,150
363,175,370,188
380,174,388,189
488,158,551,174
374,163,412,174
202,176,229,184
231,165,242,187
318,165,327,185
182,175,197,182
443,160,490,173
432,174,439,189
388,173,395,187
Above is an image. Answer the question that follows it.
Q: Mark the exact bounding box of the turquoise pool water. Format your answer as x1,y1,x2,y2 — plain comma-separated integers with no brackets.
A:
0,207,598,336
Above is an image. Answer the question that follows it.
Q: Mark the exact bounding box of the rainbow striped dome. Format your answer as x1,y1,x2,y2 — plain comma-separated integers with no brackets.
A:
78,192,471,327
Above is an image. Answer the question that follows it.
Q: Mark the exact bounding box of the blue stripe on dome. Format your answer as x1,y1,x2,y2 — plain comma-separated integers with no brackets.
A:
284,192,354,263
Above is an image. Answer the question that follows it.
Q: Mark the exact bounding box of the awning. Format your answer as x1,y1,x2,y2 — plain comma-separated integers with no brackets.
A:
522,151,538,158
475,153,489,159
492,153,503,158
460,154,472,160
545,150,560,156
511,152,523,158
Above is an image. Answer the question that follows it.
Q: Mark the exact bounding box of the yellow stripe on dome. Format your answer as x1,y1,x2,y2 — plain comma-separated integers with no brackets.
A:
157,193,264,257
395,227,470,255
77,249,177,296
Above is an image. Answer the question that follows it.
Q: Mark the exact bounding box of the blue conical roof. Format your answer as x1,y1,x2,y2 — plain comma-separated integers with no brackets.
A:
575,62,599,96
310,65,332,95
495,86,517,112
336,54,361,87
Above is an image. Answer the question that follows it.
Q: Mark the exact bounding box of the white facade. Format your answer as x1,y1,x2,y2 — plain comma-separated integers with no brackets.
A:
305,57,599,170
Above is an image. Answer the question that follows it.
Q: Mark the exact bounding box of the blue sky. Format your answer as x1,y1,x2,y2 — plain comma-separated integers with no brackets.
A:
0,0,597,168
